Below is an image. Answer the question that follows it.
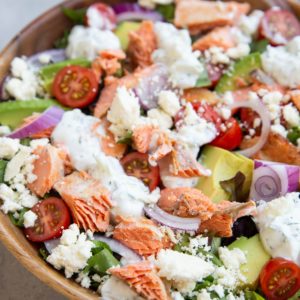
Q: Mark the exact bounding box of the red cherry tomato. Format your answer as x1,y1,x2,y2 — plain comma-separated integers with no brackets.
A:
85,3,116,30
52,66,99,108
121,152,160,191
259,9,300,45
240,108,259,129
206,63,226,86
210,118,243,150
24,197,71,242
260,258,300,300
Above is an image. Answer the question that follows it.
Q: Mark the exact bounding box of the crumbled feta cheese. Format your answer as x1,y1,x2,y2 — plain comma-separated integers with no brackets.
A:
0,137,20,159
219,247,247,270
208,284,225,298
60,223,80,246
158,90,181,117
173,280,196,294
222,92,234,105
0,183,22,213
205,47,230,65
0,125,11,136
262,37,300,88
155,249,215,282
5,57,40,100
23,210,37,228
66,25,120,61
261,91,284,121
253,117,261,128
152,22,203,89
101,275,143,300
38,53,51,65
197,290,212,300
138,0,173,9
230,27,251,45
29,138,49,149
76,272,91,289
47,224,94,278
171,291,185,300
107,87,141,140
238,10,264,36
220,107,231,120
283,104,300,127
271,124,287,138
255,192,300,266
147,108,173,129
226,44,250,60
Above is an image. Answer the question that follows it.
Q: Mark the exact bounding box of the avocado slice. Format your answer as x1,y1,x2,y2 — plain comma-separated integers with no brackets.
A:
115,21,141,50
197,146,254,203
0,99,66,129
244,291,266,300
40,58,90,92
215,53,262,93
228,235,271,288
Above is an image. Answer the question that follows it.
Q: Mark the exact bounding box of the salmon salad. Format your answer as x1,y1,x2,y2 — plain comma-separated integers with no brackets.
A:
0,0,300,299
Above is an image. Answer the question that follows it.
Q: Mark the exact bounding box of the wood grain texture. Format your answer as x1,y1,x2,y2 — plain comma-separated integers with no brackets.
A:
0,0,298,299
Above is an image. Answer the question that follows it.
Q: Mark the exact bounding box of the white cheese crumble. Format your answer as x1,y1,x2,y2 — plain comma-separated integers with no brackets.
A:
270,124,287,138
158,90,181,117
262,36,300,88
238,10,264,36
23,210,37,228
283,104,300,127
76,272,91,289
155,249,215,282
226,44,250,60
0,125,11,136
152,22,203,89
5,57,40,100
255,192,300,266
38,53,51,65
47,224,94,278
147,108,173,129
100,275,143,300
0,137,20,159
66,25,120,61
107,87,142,140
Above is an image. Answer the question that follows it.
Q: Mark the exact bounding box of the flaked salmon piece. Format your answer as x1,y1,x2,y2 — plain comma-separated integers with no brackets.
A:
128,21,157,69
27,145,65,197
193,26,236,51
158,187,215,219
113,217,172,257
92,118,127,159
109,261,170,300
132,124,157,154
170,143,211,178
289,90,300,111
175,0,250,34
183,88,219,105
54,171,112,232
240,132,300,165
215,200,256,220
199,213,233,237
94,73,138,118
92,49,126,81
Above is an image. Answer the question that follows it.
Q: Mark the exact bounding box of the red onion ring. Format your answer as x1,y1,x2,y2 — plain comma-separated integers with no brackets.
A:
8,106,64,139
44,239,60,253
230,97,271,157
144,205,200,231
93,235,142,264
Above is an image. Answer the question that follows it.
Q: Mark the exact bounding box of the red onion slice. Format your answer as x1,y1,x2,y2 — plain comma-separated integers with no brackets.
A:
44,238,60,253
113,3,163,23
93,235,142,264
230,97,271,157
27,49,66,69
251,160,300,202
8,106,64,139
144,205,200,231
134,64,170,110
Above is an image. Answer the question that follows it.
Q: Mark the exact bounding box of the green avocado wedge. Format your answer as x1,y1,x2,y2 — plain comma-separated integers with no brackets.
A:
0,99,67,129
215,53,262,94
228,235,271,288
197,146,254,203
115,21,141,50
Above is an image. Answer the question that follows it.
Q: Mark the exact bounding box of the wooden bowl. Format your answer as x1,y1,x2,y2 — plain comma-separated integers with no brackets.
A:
0,0,299,299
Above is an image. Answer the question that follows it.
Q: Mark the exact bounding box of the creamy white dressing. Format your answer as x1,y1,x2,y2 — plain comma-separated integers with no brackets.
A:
52,110,160,218
255,193,300,266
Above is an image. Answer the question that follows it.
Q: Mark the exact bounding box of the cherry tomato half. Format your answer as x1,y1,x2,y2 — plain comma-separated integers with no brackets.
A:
24,197,71,242
121,152,160,191
259,9,300,45
85,3,116,30
210,117,243,150
52,66,99,108
260,258,300,300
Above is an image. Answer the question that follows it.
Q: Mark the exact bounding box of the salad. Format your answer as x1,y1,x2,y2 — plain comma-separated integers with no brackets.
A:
0,0,299,299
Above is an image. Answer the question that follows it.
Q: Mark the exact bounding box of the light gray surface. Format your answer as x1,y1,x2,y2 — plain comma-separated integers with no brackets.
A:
0,2,68,299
